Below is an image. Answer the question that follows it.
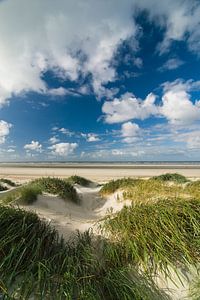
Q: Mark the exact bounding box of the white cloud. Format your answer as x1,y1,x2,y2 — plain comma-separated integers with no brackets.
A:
0,120,12,144
59,128,74,136
49,136,60,144
0,0,199,107
133,57,143,68
121,121,140,143
81,133,100,142
159,58,184,71
161,79,200,125
7,148,15,153
49,142,77,156
0,0,137,105
24,141,42,152
102,92,158,124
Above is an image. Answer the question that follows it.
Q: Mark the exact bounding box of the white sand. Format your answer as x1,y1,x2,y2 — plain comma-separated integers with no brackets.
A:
1,163,200,181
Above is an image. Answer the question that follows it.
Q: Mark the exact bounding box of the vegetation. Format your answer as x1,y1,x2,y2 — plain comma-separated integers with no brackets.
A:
152,173,188,183
66,175,93,187
0,206,167,299
19,186,42,205
102,198,200,276
100,178,139,195
30,177,79,204
0,178,16,187
0,177,79,205
0,183,8,192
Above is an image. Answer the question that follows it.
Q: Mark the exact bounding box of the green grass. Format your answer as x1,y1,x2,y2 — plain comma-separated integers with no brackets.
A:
0,206,167,299
66,175,93,187
101,198,200,276
18,186,42,205
30,177,79,204
0,183,8,192
0,178,16,187
100,178,139,195
152,173,188,183
0,177,79,205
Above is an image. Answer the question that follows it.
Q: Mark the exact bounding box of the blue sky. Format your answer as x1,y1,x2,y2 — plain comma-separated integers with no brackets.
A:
0,0,200,161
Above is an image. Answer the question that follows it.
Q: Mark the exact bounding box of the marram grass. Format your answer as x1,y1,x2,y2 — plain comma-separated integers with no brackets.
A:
0,206,167,299
0,177,79,205
101,198,200,276
66,175,93,187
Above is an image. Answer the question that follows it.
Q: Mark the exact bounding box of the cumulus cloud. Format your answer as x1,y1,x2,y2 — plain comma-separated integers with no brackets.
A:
24,141,42,152
161,79,200,125
103,79,200,127
81,133,100,142
0,0,137,106
121,121,140,143
0,0,199,106
102,92,158,123
0,120,12,144
49,142,77,156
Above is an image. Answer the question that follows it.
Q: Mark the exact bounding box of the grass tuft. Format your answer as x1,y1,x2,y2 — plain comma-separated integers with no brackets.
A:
0,178,16,187
100,178,139,195
66,175,93,187
152,173,188,183
19,186,42,205
31,177,79,204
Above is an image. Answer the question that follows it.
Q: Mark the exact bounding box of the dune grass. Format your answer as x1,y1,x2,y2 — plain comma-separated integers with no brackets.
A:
66,175,93,187
0,183,8,192
152,173,188,183
32,177,79,204
0,178,16,187
0,177,79,205
0,205,167,299
18,185,42,205
100,178,139,195
101,198,200,277
100,174,199,203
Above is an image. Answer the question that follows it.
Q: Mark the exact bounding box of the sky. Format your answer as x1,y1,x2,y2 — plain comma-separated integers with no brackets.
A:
0,0,200,162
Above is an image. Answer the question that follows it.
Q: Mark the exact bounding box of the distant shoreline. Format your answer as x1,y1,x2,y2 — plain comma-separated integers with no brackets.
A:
0,162,200,181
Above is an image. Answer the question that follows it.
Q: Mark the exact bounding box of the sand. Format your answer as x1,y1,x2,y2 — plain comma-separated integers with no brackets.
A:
1,163,200,181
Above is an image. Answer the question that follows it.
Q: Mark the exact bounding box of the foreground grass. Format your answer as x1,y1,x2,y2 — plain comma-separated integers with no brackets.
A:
0,206,167,299
102,198,200,277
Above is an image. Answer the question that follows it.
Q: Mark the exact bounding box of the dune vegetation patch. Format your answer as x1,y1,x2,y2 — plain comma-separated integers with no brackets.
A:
0,178,17,187
0,177,79,205
0,206,168,300
30,177,79,204
100,174,199,203
0,183,8,192
101,198,200,277
100,178,139,195
66,175,93,187
152,173,188,183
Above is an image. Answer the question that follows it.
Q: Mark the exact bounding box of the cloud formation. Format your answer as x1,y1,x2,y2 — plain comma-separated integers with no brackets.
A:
0,120,12,144
24,141,42,152
49,142,77,156
0,0,199,106
102,92,158,123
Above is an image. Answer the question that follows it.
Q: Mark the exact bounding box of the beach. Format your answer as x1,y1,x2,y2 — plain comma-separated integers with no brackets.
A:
1,162,200,181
